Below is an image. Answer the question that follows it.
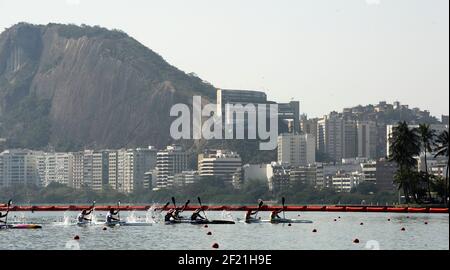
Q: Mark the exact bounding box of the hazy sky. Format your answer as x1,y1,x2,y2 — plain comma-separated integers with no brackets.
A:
0,0,448,118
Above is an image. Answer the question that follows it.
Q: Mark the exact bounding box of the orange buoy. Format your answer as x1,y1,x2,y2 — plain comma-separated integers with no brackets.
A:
212,243,219,249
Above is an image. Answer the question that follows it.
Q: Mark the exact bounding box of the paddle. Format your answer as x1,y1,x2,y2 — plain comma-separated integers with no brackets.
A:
282,197,286,219
197,197,209,220
171,197,177,209
117,201,121,222
4,200,12,225
254,200,264,219
160,202,170,212
91,201,96,224
181,200,190,213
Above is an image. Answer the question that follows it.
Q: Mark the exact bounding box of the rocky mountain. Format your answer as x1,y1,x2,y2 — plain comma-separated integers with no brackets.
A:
0,23,215,150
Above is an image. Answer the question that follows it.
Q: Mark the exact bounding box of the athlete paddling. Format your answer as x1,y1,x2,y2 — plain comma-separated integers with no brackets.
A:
190,209,206,221
270,209,283,222
0,200,12,224
77,202,95,223
106,208,120,223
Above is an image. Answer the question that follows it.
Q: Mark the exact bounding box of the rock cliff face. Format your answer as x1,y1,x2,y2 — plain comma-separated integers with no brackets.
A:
0,23,215,150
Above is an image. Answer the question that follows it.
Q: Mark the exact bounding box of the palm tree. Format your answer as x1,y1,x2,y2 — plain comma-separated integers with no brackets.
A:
389,122,421,203
418,124,436,200
434,130,449,205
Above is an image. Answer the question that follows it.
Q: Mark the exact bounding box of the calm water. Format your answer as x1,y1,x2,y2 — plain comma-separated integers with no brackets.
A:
1,211,448,250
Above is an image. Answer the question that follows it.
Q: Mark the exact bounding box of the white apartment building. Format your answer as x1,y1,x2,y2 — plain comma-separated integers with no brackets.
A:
0,149,41,187
44,152,73,187
155,145,188,190
109,147,157,193
332,170,360,193
277,133,315,167
198,149,242,184
360,161,377,183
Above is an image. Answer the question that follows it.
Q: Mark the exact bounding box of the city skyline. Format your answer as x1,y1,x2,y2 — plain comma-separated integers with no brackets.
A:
0,0,448,118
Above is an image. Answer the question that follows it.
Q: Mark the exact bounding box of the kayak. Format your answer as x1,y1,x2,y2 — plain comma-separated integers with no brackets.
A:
238,218,313,224
0,224,42,229
104,221,152,227
165,219,235,225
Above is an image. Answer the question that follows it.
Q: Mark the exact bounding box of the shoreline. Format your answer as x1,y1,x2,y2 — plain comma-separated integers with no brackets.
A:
2,204,448,214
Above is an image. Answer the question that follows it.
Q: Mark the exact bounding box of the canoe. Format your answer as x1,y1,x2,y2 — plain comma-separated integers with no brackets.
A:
0,224,42,229
105,221,152,227
238,218,312,224
166,219,235,225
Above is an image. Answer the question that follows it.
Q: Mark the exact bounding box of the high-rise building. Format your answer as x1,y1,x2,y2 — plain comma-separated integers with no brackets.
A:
317,113,344,161
92,151,109,191
277,133,315,167
71,151,84,189
300,115,318,147
108,147,157,193
357,121,377,159
155,145,188,190
0,150,41,187
44,152,73,187
343,120,357,158
198,150,242,184
216,89,300,135
278,101,300,134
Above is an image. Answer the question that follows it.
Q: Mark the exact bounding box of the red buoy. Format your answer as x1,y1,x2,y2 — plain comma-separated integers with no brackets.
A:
74,235,80,240
212,243,219,249
353,238,360,243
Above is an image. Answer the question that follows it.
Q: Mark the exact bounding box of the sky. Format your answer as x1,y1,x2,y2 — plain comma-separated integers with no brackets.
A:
0,0,448,118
